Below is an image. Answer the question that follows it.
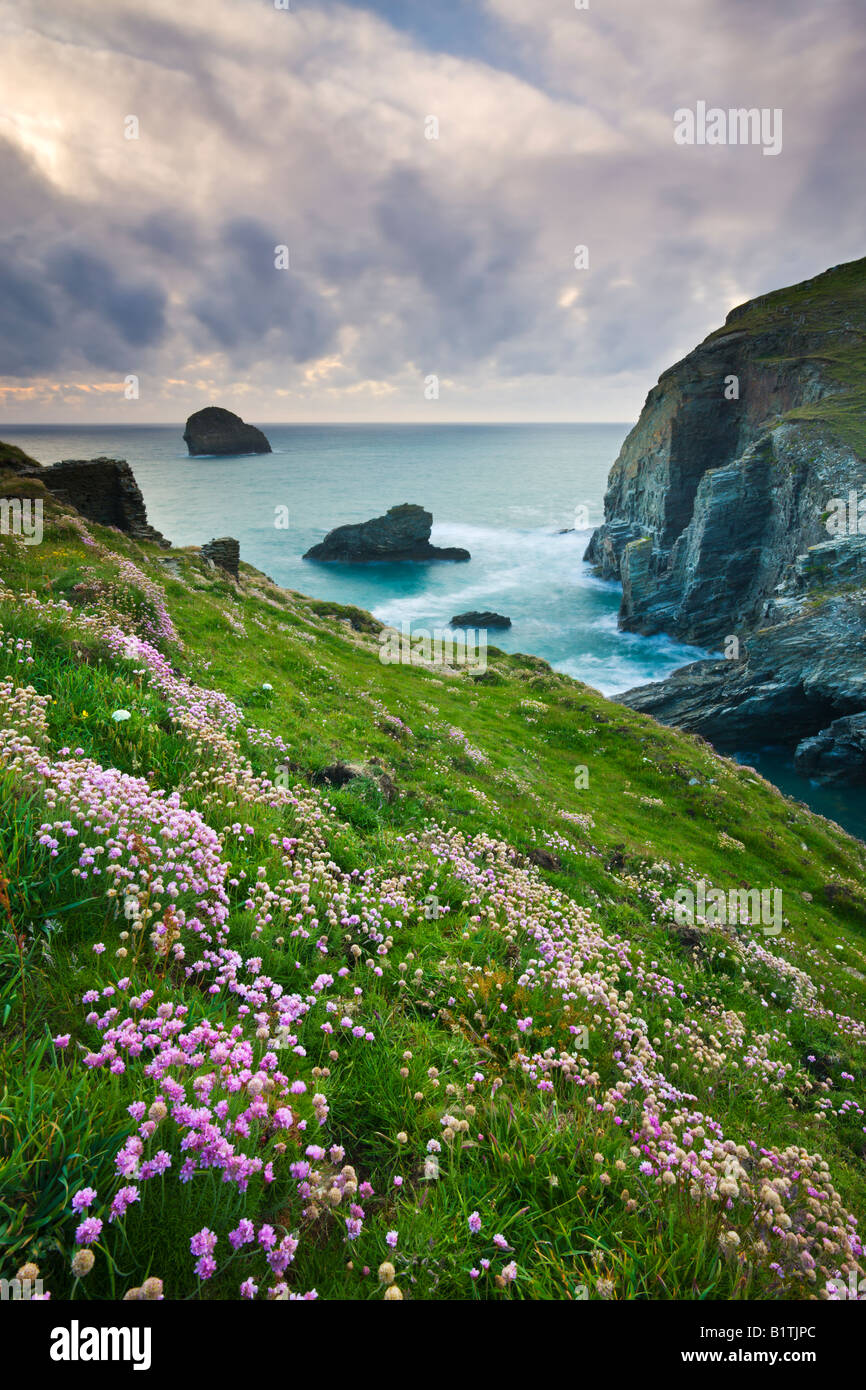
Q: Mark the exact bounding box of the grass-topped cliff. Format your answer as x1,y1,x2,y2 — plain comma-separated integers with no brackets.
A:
712,255,866,460
586,257,866,785
1,472,865,1302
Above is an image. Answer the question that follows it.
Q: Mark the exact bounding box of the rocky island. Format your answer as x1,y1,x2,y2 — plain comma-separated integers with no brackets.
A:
304,503,470,562
586,256,866,785
451,610,511,629
183,406,271,457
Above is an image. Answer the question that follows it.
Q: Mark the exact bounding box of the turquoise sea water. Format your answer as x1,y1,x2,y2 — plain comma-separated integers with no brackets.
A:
5,422,864,839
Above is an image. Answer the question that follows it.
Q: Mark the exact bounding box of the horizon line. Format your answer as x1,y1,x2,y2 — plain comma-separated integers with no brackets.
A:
2,419,636,428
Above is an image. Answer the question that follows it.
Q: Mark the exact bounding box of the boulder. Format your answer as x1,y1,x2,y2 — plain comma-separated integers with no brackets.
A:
201,537,240,580
304,503,470,563
315,761,398,802
183,407,271,457
450,611,511,629
795,712,866,787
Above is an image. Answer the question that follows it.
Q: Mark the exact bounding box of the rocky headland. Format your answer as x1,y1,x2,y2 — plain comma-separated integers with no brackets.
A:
183,407,271,457
304,503,470,563
586,256,866,785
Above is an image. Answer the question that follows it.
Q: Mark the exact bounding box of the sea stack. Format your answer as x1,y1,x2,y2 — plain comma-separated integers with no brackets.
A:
183,407,271,457
304,504,470,562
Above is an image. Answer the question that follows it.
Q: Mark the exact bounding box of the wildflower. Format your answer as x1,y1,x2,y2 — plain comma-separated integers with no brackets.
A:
110,1186,140,1221
190,1228,217,1258
378,1262,396,1285
240,1279,258,1299
383,1285,404,1300
53,1034,71,1049
493,1233,510,1251
386,1231,398,1249
468,1211,482,1234
112,710,132,722
17,1262,39,1282
396,1131,408,1144
141,1278,164,1300
71,1188,97,1213
75,1217,103,1246
229,1219,255,1250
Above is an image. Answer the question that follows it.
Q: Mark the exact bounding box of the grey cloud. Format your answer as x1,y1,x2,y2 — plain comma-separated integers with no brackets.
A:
1,0,864,416
189,218,339,362
48,248,166,348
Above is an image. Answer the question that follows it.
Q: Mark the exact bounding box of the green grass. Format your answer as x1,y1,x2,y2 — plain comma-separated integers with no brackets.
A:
1,490,865,1302
709,254,866,458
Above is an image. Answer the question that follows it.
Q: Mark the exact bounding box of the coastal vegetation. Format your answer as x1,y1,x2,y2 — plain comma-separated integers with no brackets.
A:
1,472,864,1301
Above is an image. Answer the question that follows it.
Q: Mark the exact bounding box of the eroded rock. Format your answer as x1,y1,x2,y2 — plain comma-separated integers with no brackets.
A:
304,504,469,563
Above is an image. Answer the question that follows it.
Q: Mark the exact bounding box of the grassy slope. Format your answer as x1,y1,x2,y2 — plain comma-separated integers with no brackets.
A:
1,478,865,1302
708,254,866,459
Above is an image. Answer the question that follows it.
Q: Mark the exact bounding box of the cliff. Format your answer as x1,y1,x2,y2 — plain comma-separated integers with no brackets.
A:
586,256,866,783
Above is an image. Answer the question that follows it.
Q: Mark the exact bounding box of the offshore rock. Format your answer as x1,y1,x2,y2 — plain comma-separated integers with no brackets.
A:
183,407,271,457
451,611,511,629
304,504,470,563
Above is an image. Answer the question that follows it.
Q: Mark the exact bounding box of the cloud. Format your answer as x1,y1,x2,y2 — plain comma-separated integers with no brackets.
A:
0,0,863,420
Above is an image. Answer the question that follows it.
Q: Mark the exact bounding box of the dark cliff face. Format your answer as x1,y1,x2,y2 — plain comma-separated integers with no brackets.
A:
585,256,866,783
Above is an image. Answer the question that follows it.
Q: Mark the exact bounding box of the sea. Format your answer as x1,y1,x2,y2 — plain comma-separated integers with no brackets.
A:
5,422,865,841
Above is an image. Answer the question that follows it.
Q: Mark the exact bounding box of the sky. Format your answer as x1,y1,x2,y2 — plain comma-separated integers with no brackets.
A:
0,0,864,424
